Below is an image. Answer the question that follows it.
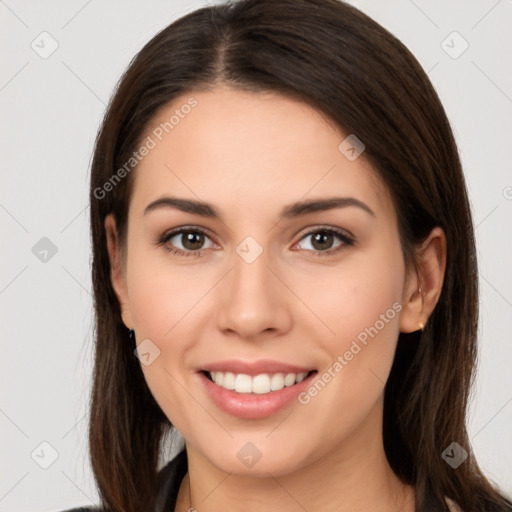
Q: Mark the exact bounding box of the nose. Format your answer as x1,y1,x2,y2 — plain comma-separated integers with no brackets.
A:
215,242,292,341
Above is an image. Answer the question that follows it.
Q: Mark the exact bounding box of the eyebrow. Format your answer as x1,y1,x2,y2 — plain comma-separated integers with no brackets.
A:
143,196,375,220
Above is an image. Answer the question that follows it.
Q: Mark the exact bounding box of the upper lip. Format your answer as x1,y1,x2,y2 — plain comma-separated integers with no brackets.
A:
199,359,316,376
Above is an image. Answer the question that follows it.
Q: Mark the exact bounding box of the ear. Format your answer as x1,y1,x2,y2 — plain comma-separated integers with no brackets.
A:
400,226,447,333
104,214,134,330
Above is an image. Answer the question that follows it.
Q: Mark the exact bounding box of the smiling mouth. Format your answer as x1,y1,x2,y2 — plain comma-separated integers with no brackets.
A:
201,369,317,394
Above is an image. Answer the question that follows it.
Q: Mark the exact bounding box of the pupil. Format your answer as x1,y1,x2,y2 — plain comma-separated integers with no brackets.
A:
312,231,332,250
183,232,203,250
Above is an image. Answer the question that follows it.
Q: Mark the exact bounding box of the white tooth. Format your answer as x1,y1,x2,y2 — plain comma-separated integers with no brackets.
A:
223,372,236,390
212,371,223,386
234,374,252,393
210,371,309,393
252,374,271,394
284,373,296,386
295,372,307,383
270,373,285,391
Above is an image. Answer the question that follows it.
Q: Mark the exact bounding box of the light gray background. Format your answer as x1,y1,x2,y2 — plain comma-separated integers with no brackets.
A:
1,1,511,511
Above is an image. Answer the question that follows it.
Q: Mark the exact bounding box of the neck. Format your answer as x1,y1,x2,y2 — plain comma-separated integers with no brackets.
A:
175,402,415,512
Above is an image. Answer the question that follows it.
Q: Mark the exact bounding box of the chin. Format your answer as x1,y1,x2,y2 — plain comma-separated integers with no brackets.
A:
194,435,315,477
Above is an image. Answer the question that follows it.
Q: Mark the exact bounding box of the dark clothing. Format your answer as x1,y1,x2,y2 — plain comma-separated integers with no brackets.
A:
154,448,188,511
60,448,188,512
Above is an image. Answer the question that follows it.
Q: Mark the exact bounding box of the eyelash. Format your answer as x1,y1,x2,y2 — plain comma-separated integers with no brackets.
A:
157,225,355,258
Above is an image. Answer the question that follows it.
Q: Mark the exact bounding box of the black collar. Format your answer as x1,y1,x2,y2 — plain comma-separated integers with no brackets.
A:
154,449,188,512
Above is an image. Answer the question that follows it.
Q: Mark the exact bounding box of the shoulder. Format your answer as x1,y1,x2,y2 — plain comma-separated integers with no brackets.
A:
153,448,188,512
57,451,187,512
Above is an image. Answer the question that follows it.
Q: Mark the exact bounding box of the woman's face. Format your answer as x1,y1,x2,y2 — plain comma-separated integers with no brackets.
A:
106,86,423,476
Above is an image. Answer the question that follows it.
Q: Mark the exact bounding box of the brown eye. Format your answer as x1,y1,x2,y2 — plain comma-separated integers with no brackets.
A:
179,231,205,251
310,231,335,251
296,228,354,255
158,227,216,256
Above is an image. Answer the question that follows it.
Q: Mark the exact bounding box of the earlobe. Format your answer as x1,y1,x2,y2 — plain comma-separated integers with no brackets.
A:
104,214,134,330
399,283,424,333
399,227,447,333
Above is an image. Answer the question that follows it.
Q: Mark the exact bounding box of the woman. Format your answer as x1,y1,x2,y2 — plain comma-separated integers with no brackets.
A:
67,0,512,510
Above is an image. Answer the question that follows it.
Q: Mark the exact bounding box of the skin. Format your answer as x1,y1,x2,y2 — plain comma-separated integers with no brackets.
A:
105,86,446,512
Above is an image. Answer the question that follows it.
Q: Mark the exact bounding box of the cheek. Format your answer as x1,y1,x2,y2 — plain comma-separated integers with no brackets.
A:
126,253,217,425
126,255,204,431
294,245,404,347
293,285,403,447
127,248,211,342
301,243,405,397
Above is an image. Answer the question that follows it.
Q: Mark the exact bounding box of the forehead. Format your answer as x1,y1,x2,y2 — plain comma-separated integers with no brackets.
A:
131,87,394,220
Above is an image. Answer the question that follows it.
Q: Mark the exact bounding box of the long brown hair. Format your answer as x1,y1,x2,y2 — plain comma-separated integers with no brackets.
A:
88,0,511,510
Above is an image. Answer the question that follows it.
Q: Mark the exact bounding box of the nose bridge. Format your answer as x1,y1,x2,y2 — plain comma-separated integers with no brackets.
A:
216,234,288,337
230,236,275,309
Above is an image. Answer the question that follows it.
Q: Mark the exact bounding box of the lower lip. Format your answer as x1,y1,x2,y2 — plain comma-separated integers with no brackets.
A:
197,371,317,419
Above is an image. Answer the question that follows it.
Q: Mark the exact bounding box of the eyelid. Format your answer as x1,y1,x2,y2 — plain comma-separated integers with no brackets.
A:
291,225,355,254
293,224,355,243
157,225,218,247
